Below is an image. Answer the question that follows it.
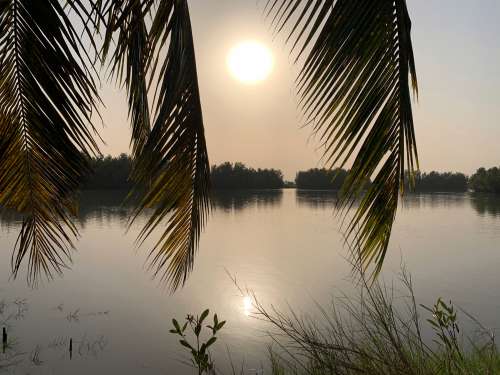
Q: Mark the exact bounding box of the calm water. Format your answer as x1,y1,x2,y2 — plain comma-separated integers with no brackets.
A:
1,190,500,374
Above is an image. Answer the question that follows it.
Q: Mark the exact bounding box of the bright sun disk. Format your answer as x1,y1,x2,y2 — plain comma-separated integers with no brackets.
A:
227,41,274,84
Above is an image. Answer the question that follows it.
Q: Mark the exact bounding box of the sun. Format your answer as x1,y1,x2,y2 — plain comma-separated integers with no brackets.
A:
227,41,274,84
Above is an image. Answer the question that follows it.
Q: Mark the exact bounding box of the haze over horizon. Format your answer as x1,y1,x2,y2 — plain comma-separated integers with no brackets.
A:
96,0,500,180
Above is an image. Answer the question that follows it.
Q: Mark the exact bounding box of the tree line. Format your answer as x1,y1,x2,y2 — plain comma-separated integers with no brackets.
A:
295,168,349,190
81,157,285,190
295,168,499,193
82,154,133,190
408,168,500,194
294,169,469,192
81,156,500,194
210,162,284,189
469,167,500,193
404,171,468,193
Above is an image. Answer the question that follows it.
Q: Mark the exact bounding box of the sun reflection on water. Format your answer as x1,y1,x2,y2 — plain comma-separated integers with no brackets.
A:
243,296,253,317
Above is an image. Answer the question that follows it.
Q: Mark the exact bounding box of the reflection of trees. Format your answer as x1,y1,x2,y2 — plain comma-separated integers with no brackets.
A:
211,190,283,212
1,190,285,227
0,191,135,229
77,190,133,227
470,194,500,218
3,191,499,228
0,207,23,231
400,193,469,210
296,190,339,209
296,191,486,212
400,193,500,217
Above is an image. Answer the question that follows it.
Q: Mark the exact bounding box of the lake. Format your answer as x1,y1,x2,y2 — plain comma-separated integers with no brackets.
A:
1,190,500,374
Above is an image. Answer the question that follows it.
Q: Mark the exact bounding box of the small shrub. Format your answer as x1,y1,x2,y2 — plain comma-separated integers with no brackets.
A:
170,309,226,375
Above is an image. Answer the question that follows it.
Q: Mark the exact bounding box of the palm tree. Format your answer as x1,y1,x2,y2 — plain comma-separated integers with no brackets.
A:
0,0,418,290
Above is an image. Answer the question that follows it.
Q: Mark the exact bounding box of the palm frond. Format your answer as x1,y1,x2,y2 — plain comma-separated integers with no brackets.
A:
0,0,101,284
125,0,211,291
101,0,153,157
267,0,418,274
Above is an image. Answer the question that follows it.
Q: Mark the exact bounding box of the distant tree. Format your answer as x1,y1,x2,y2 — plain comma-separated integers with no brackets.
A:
405,171,468,193
295,168,349,190
295,168,372,191
211,162,283,190
83,154,133,190
469,167,500,194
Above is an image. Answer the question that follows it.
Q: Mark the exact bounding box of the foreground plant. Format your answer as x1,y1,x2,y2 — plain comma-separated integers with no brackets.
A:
245,267,500,375
170,309,226,375
422,298,464,372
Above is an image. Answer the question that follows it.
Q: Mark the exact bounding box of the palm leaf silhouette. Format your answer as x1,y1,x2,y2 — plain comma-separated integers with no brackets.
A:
101,0,152,157
0,0,418,288
102,0,210,290
266,0,419,274
0,0,101,284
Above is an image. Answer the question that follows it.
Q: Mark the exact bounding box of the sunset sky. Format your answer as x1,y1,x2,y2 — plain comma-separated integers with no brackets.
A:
97,0,500,180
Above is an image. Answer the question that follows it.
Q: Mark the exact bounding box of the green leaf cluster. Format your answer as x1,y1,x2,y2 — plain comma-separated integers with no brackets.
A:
170,309,226,375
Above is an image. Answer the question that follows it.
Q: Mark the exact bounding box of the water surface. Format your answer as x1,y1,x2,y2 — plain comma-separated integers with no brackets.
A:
1,190,500,374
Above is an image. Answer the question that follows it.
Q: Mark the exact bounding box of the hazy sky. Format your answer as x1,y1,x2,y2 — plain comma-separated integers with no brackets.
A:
97,0,500,180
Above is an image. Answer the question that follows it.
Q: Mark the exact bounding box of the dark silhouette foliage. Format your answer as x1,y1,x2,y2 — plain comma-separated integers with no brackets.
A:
406,171,468,193
82,154,133,190
81,159,285,191
80,159,477,195
295,168,349,190
469,167,500,194
211,162,284,190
